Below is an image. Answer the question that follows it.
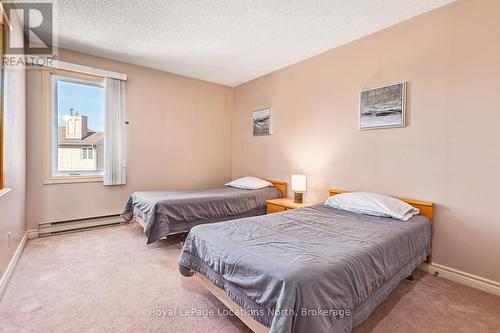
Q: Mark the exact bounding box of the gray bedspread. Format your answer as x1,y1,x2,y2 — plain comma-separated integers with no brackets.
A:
178,204,432,333
122,186,281,243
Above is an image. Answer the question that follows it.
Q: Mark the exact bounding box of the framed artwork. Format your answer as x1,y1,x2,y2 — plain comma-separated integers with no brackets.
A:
253,108,272,136
360,82,406,130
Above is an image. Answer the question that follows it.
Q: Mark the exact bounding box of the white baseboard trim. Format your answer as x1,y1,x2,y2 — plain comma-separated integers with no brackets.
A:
419,263,500,297
0,232,28,299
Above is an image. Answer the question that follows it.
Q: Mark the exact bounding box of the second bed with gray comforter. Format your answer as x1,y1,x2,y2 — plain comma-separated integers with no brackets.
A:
122,186,281,243
178,204,432,333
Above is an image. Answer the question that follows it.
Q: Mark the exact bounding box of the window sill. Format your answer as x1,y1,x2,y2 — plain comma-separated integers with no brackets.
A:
43,176,103,185
0,188,12,199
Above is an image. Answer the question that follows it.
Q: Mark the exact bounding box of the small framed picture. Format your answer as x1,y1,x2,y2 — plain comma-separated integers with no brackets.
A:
253,108,272,136
359,82,406,130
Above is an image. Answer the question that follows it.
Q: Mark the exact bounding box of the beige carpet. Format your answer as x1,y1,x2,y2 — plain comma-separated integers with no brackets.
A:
1,223,499,333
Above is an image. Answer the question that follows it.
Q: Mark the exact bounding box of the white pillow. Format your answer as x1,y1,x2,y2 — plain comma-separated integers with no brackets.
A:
225,177,273,190
324,192,420,221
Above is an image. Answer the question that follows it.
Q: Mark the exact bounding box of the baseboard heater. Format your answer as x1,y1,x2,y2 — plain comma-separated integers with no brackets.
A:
38,214,126,237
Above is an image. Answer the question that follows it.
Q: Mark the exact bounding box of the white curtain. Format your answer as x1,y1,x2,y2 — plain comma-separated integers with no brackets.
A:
104,77,126,185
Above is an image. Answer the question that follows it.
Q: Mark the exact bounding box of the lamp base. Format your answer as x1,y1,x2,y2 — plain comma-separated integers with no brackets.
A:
294,192,303,204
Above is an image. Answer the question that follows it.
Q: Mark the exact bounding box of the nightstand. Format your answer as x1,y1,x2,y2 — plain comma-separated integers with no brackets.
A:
266,198,315,214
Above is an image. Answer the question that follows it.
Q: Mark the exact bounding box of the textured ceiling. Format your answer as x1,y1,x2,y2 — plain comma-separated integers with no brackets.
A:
53,0,455,87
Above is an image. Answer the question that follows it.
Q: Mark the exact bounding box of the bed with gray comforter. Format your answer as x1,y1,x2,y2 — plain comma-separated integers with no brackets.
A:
122,186,281,243
178,204,432,333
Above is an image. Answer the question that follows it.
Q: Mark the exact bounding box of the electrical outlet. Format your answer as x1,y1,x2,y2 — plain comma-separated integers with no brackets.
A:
7,232,11,248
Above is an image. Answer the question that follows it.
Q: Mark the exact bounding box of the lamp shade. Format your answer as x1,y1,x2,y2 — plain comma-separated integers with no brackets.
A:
291,174,307,192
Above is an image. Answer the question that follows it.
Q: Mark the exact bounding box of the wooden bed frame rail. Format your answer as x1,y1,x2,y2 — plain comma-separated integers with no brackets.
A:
196,273,269,333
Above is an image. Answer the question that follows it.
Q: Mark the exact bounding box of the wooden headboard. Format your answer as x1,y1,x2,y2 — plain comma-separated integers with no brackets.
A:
268,180,287,198
328,188,434,263
328,189,434,221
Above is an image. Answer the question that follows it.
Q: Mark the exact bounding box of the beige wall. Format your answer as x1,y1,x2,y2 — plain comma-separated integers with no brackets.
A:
27,49,233,229
232,0,500,282
0,13,27,276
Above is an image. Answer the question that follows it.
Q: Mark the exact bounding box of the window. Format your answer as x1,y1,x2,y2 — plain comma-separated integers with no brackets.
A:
82,147,93,160
43,68,105,184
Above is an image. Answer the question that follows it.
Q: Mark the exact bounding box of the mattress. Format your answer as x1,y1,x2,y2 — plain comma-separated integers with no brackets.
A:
178,204,432,333
122,186,281,243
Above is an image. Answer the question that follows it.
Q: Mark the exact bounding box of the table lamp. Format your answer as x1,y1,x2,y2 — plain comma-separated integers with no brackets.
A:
291,174,307,203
